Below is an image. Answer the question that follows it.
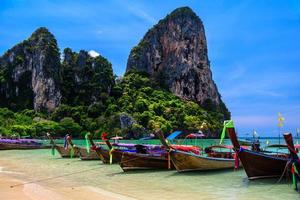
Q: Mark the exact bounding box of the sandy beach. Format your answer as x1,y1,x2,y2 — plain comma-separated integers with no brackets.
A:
0,152,137,200
0,149,298,200
0,173,136,200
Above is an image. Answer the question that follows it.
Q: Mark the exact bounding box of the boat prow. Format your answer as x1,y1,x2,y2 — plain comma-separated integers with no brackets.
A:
54,145,80,158
227,125,289,179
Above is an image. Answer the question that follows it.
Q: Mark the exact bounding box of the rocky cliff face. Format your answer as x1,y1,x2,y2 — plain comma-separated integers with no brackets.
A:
61,48,114,106
0,27,61,112
126,7,229,117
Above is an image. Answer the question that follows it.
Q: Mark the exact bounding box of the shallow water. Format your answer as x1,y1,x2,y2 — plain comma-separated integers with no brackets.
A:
0,139,299,200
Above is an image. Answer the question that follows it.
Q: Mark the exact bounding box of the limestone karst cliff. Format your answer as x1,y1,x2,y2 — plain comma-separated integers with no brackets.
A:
0,27,61,112
126,7,229,118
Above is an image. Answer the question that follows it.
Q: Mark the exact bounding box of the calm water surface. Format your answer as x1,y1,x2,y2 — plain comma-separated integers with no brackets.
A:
0,139,299,200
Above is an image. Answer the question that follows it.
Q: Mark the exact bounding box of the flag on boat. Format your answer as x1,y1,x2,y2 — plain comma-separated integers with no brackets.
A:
220,120,234,144
253,130,258,137
277,112,284,127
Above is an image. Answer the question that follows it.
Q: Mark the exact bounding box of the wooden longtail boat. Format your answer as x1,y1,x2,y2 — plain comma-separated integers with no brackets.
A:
74,133,100,160
156,131,240,172
100,132,172,168
78,146,99,160
227,124,289,179
120,150,175,171
119,144,201,171
54,145,80,158
85,133,106,161
47,133,80,158
96,147,123,164
119,144,174,171
0,139,47,150
99,133,127,164
87,132,125,163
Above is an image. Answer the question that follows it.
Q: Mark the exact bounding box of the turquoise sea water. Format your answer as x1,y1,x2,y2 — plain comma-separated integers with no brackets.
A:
0,139,299,200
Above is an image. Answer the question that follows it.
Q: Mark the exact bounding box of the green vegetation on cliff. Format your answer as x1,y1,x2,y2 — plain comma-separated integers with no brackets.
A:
0,25,229,139
0,71,226,139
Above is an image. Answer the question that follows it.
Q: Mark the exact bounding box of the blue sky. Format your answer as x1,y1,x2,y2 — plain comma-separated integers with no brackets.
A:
1,0,300,137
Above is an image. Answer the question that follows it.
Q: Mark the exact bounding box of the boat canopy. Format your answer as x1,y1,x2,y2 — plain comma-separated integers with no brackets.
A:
166,131,182,140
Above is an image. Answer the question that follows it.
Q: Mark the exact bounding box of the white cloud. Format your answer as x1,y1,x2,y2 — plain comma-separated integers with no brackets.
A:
117,0,156,24
88,50,100,58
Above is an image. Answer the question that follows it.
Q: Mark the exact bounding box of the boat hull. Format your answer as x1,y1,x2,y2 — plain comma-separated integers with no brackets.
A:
120,152,174,171
78,148,100,160
238,148,288,179
0,143,47,150
227,127,289,180
96,147,123,164
55,145,80,158
170,150,237,172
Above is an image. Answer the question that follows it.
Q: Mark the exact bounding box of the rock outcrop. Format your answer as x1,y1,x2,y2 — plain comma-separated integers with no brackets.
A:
0,27,61,112
126,7,229,117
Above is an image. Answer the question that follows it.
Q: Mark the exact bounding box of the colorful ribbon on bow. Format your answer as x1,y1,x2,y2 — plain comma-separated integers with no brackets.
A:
292,163,299,190
109,148,114,164
85,132,91,154
220,120,234,144
51,144,55,156
70,145,75,158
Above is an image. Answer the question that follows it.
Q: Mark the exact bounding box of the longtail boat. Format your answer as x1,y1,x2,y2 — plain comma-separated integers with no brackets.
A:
283,133,300,190
47,133,80,158
84,132,108,162
76,133,100,160
226,120,289,179
78,147,99,160
99,133,133,164
0,138,47,150
119,145,174,171
120,144,201,171
87,132,128,164
101,132,171,168
156,131,240,172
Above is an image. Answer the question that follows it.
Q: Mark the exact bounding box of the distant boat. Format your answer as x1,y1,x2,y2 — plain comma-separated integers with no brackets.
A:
227,127,289,179
156,131,241,172
0,138,47,150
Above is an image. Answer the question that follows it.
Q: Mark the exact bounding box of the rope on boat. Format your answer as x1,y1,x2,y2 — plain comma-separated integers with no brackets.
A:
276,160,290,184
9,166,101,188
